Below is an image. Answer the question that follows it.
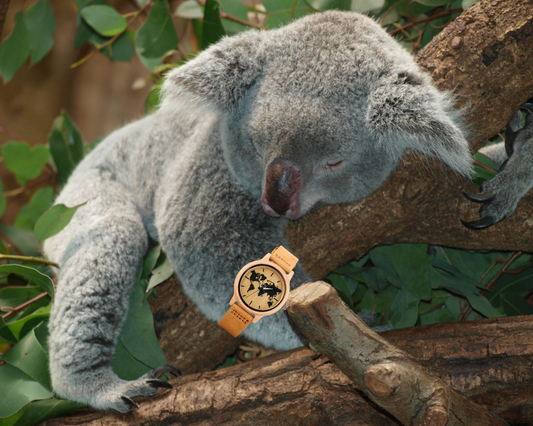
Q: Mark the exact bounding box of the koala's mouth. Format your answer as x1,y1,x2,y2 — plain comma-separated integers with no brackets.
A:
261,159,302,219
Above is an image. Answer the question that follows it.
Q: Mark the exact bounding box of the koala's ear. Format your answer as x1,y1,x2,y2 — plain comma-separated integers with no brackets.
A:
366,72,472,176
160,31,266,114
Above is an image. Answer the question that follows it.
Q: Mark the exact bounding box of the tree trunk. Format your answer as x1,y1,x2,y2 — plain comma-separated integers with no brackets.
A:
50,283,533,425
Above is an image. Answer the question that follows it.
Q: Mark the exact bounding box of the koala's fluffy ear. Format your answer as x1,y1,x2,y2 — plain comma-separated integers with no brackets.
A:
366,72,472,176
160,31,266,114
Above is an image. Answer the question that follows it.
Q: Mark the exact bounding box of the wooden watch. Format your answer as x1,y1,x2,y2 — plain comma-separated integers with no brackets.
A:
218,246,299,337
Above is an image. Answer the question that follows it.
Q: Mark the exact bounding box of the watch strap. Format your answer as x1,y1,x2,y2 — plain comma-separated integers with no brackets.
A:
270,246,299,273
218,303,254,337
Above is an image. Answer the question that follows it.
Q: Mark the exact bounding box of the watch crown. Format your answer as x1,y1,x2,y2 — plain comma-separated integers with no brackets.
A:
282,303,289,311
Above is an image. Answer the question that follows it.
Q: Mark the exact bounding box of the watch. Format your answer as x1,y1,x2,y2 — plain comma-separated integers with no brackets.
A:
218,246,299,337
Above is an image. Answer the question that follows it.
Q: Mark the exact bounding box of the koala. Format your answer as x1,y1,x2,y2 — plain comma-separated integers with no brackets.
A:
43,11,472,412
464,104,533,228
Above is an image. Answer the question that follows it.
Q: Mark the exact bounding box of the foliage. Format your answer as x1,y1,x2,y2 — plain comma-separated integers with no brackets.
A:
1,0,530,424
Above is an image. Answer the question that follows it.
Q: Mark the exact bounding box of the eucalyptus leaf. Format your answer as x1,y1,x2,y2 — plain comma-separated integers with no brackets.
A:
146,256,175,292
1,143,49,186
136,0,179,58
202,0,227,49
6,306,51,341
24,0,56,65
0,265,54,298
34,202,86,245
389,287,419,328
390,244,432,301
263,0,312,28
3,322,51,391
0,364,53,418
12,398,85,426
48,111,85,185
15,187,54,231
80,5,127,36
176,0,204,19
0,12,30,83
112,281,167,380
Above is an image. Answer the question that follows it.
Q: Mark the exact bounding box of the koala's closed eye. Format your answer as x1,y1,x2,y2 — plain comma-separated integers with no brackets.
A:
318,159,346,174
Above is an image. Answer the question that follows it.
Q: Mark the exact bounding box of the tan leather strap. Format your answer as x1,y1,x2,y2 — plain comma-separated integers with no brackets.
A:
218,303,254,337
270,246,299,273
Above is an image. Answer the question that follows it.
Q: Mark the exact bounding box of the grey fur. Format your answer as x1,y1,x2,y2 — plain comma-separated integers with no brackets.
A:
476,110,533,223
43,11,471,412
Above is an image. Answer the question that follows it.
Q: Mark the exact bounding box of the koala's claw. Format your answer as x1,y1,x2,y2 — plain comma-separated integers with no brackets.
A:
461,217,496,230
463,191,493,203
148,365,181,378
146,379,173,389
120,396,139,410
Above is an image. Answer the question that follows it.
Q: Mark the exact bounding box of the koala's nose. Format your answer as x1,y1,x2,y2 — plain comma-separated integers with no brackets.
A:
262,159,302,219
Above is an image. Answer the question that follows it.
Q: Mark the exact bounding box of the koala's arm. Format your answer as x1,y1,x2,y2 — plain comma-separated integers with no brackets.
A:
465,108,533,228
44,163,174,413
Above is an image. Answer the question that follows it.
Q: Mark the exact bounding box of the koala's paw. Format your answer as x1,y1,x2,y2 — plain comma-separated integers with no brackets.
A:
96,365,181,413
463,105,533,230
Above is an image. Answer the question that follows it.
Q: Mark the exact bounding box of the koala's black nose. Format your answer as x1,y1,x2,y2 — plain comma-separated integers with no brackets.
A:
262,159,302,219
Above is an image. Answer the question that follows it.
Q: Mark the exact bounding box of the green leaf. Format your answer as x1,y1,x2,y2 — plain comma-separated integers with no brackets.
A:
472,152,499,185
146,255,174,292
80,5,127,36
0,12,30,83
390,244,432,301
329,274,355,307
48,111,85,185
112,281,167,380
136,0,179,58
15,187,54,231
369,246,403,288
108,30,134,62
0,265,54,298
1,143,49,185
359,287,376,311
24,0,56,66
202,0,227,49
12,398,85,426
6,306,51,342
389,287,419,328
419,305,455,325
462,0,477,8
352,0,385,13
0,364,53,418
490,268,533,316
0,404,28,426
219,0,249,33
375,285,397,313
74,0,111,48
0,287,42,312
0,225,40,256
142,245,162,278
175,0,204,19
3,322,51,391
263,0,312,29
0,317,17,344
429,266,502,318
307,0,351,11
34,202,86,245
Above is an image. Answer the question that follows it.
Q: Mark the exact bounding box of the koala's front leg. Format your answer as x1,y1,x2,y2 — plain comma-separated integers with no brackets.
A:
464,105,533,229
45,170,176,412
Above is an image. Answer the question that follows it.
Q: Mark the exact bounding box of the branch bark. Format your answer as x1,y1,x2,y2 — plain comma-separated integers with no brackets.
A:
52,285,533,425
286,0,533,279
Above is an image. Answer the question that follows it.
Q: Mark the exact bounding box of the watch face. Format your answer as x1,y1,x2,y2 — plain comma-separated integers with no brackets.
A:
238,264,286,312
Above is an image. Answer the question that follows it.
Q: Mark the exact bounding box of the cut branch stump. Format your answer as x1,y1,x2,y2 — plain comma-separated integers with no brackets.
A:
287,281,508,426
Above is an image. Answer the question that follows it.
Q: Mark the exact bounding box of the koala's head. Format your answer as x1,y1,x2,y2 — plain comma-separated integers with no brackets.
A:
161,11,471,219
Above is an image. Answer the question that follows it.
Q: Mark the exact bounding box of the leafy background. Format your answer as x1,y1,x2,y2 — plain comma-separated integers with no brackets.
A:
0,0,532,424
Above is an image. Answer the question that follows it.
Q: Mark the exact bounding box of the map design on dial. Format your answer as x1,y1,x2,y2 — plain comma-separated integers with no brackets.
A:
239,265,285,312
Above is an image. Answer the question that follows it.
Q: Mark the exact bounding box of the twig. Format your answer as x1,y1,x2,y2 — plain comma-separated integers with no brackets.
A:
0,254,59,267
0,123,23,141
460,252,523,321
71,0,157,69
2,173,54,197
389,8,462,35
2,292,49,320
195,0,263,29
473,159,499,173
